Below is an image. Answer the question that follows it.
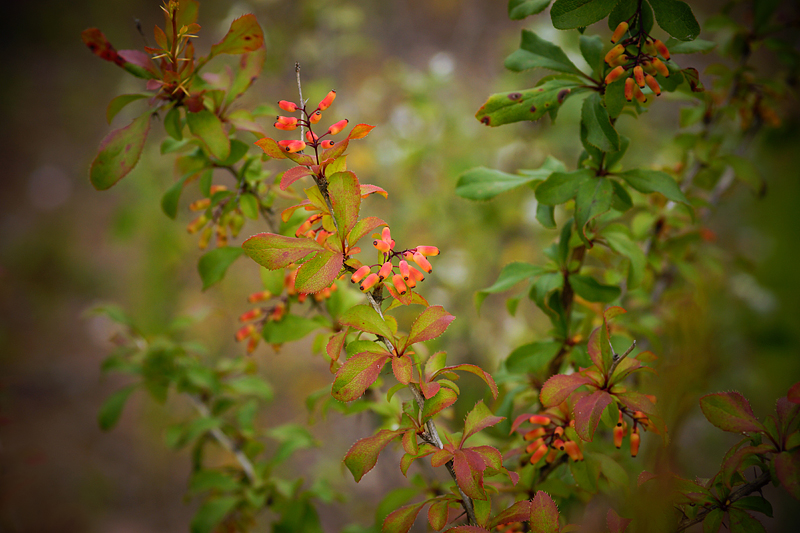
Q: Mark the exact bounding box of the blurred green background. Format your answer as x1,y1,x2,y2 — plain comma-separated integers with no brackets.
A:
1,0,799,531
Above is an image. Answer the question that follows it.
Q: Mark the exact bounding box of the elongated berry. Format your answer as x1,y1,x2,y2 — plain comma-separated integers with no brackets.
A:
634,65,645,87
373,239,391,253
654,39,670,60
270,303,286,321
246,335,259,354
408,265,425,282
276,115,297,125
523,427,546,441
545,449,558,463
415,246,440,256
187,215,208,234
278,100,299,112
305,130,319,143
318,90,336,111
248,290,272,303
198,226,212,250
378,261,393,280
553,426,564,437
624,77,635,101
328,119,349,136
392,274,408,295
630,429,641,457
360,272,380,292
604,65,625,85
610,21,628,44
274,121,298,131
634,85,647,103
235,323,256,342
613,425,625,448
381,227,392,242
239,308,264,322
278,139,306,153
320,140,335,149
604,44,625,64
189,198,211,211
651,57,669,77
399,260,411,281
351,265,371,284
529,415,551,425
530,443,548,465
564,440,583,461
645,74,661,96
412,251,432,273
552,439,566,451
309,110,322,124
525,438,545,454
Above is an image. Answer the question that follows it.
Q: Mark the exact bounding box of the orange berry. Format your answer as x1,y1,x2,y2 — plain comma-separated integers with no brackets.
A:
373,239,391,253
564,440,583,461
528,415,551,425
270,303,286,321
297,293,308,303
614,425,626,448
351,265,371,284
415,246,440,256
189,198,211,211
277,139,306,153
235,323,256,342
525,438,545,454
634,65,645,87
187,215,208,234
399,260,411,280
523,427,546,441
530,443,548,465
610,21,629,44
552,439,566,451
318,90,336,111
654,39,670,60
320,140,335,149
246,336,259,354
305,130,319,143
624,77,635,101
309,110,322,124
381,227,392,242
327,119,349,136
630,428,641,457
634,85,647,103
378,261,393,280
412,251,432,273
651,57,670,77
391,274,408,295
553,426,564,437
248,290,272,303
645,74,661,95
604,44,625,64
545,448,558,463
238,308,264,322
604,65,626,85
408,265,425,283
278,100,299,112
359,273,380,292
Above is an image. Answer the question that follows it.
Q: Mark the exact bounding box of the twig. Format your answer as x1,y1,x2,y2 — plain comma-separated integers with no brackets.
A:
676,470,771,532
190,395,257,483
296,62,305,141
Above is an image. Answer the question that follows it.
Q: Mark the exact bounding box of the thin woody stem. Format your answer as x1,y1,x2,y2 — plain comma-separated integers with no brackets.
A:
676,470,771,532
296,62,305,141
190,395,257,483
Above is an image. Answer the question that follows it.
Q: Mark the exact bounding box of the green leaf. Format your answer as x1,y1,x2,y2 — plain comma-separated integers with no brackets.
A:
164,104,182,140
476,262,545,312
602,225,646,288
703,508,724,533
98,384,137,431
225,375,273,400
188,470,241,495
721,154,766,196
728,508,767,533
216,139,249,167
340,305,395,340
456,167,539,201
579,34,604,76
604,74,628,118
295,251,343,294
476,80,582,127
239,193,259,220
433,364,499,399
649,0,701,41
332,350,391,402
262,314,327,344
774,450,800,500
382,500,427,533
665,38,716,54
582,93,620,152
242,233,324,270
106,93,149,124
198,246,244,290
506,341,562,375
161,174,191,220
422,387,458,420
461,401,504,445
186,110,230,161
209,14,264,57
551,0,620,30
509,0,552,19
609,0,654,35
344,428,404,482
617,169,689,204
190,496,239,533
570,274,620,302
536,169,593,205
328,171,361,238
530,491,560,533
575,177,613,246
406,306,456,347
505,30,582,74
700,392,764,433
732,496,773,517
537,203,557,229
90,111,152,190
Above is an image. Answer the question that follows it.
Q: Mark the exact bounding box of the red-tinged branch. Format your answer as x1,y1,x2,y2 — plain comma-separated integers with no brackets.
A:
675,470,771,532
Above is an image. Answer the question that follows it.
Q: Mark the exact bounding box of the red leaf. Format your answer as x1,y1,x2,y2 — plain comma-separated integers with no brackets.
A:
406,306,455,348
721,444,774,487
431,448,454,467
118,49,158,78
321,138,350,161
470,445,519,485
573,390,614,441
488,500,532,529
606,509,632,533
700,392,764,434
637,471,657,486
433,364,498,399
420,380,440,399
339,305,395,340
331,351,390,402
242,233,323,270
280,166,313,190
81,28,124,65
461,401,504,446
209,14,264,56
392,355,413,385
344,428,403,482
348,217,387,246
90,111,152,190
360,183,389,199
452,450,486,500
614,391,656,415
774,450,800,500
788,382,800,404
326,330,347,363
348,123,375,139
443,527,491,533
540,373,594,408
510,413,533,435
530,491,560,533
382,500,427,533
587,326,605,372
295,251,343,294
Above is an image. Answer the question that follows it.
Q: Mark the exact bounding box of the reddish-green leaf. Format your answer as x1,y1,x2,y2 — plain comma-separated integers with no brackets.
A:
461,401,504,446
433,364,498,399
343,428,403,482
420,380,440,399
209,14,264,57
638,471,657,486
186,110,230,161
327,330,348,363
332,351,391,402
615,391,656,416
530,491,560,533
728,508,767,533
443,528,491,533
382,501,427,533
703,508,724,533
471,445,519,485
406,306,456,348
540,373,594,407
348,217,387,246
360,183,389,198
452,450,486,500
348,123,375,140
242,233,323,269
295,251,343,294
254,137,287,159
431,448,454,467
328,171,361,238
788,382,800,404
90,111,152,190
82,28,124,65
721,444,773,487
280,166,313,190
573,390,614,441
488,500,532,529
606,509,631,533
774,450,800,500
401,444,437,476
392,356,413,385
118,49,158,79
428,498,451,531
422,387,458,420
339,305,395,340
700,392,764,433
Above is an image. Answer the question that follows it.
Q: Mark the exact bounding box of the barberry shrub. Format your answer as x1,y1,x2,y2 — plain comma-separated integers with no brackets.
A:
84,1,799,532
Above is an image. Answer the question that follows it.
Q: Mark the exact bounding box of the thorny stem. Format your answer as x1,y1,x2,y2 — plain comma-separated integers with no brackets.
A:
606,339,637,383
675,470,771,532
296,62,306,141
190,395,257,483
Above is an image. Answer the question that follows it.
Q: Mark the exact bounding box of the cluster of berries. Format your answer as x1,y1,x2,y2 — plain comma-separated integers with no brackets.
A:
349,227,438,295
273,90,347,153
613,408,655,457
494,523,524,533
603,21,672,103
521,413,584,466
234,268,338,353
186,185,245,249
